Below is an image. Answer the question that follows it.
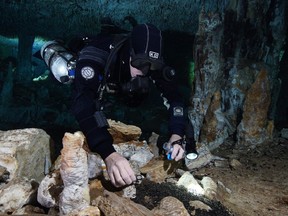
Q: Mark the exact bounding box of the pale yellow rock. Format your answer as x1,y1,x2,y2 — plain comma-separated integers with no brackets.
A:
189,200,212,212
97,190,154,216
59,131,90,215
0,177,37,213
68,206,101,216
152,196,190,216
140,159,180,183
201,176,217,200
107,119,142,143
177,172,205,196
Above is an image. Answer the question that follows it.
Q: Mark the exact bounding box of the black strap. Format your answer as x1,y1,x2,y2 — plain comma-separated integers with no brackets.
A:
103,35,129,83
98,35,129,98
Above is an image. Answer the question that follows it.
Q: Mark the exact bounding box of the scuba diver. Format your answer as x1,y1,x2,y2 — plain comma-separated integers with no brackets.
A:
40,23,197,187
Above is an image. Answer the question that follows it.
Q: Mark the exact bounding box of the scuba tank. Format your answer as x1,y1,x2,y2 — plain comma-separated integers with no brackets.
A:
40,40,76,84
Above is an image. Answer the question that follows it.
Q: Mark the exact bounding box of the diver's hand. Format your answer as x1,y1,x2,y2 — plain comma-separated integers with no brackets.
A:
171,144,185,161
104,152,136,187
169,134,185,161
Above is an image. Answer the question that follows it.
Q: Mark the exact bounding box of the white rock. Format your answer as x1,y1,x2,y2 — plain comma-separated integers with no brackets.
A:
122,184,136,199
0,128,51,183
0,177,37,213
185,145,213,170
130,149,154,168
201,176,218,199
37,172,59,208
59,132,90,215
60,184,90,214
177,172,204,196
280,128,288,139
87,153,103,179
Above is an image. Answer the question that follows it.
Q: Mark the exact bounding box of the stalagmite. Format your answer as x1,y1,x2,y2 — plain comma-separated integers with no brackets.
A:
58,131,91,215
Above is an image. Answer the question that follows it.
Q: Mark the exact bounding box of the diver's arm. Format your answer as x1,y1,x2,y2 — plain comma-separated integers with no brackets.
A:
153,77,186,137
71,61,116,159
72,60,136,187
152,76,186,160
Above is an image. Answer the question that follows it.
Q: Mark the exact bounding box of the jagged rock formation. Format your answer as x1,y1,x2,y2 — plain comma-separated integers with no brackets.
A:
236,68,272,149
59,131,98,215
0,128,51,183
0,177,38,214
0,126,234,215
190,0,287,151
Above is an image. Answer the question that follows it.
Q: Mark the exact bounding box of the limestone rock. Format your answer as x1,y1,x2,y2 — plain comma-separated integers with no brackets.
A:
68,206,101,216
12,204,45,215
108,119,142,143
122,184,137,199
229,158,242,169
177,172,204,196
87,153,103,179
0,128,52,183
0,177,38,214
37,171,62,208
130,149,154,168
280,128,288,139
185,145,214,170
59,131,90,215
148,132,160,157
201,176,218,200
113,140,154,173
140,159,180,183
152,196,190,216
201,91,229,149
97,190,154,216
0,164,9,184
189,200,212,213
214,160,230,168
189,10,224,143
113,141,150,158
237,68,271,149
89,179,104,202
216,180,232,201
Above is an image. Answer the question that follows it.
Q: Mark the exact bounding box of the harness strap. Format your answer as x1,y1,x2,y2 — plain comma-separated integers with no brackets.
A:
98,35,129,97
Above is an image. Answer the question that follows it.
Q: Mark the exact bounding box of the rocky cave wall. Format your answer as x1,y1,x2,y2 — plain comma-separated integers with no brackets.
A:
190,0,287,150
0,0,287,152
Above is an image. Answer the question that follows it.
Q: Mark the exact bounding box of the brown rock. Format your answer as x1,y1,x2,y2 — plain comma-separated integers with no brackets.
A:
189,200,212,214
97,190,154,216
229,158,242,169
237,68,271,149
108,119,142,143
148,132,160,157
12,205,45,215
89,179,104,202
201,91,223,143
140,159,180,183
152,196,190,216
70,206,101,216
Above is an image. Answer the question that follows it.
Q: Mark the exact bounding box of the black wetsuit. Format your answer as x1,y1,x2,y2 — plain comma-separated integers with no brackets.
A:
70,32,186,160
